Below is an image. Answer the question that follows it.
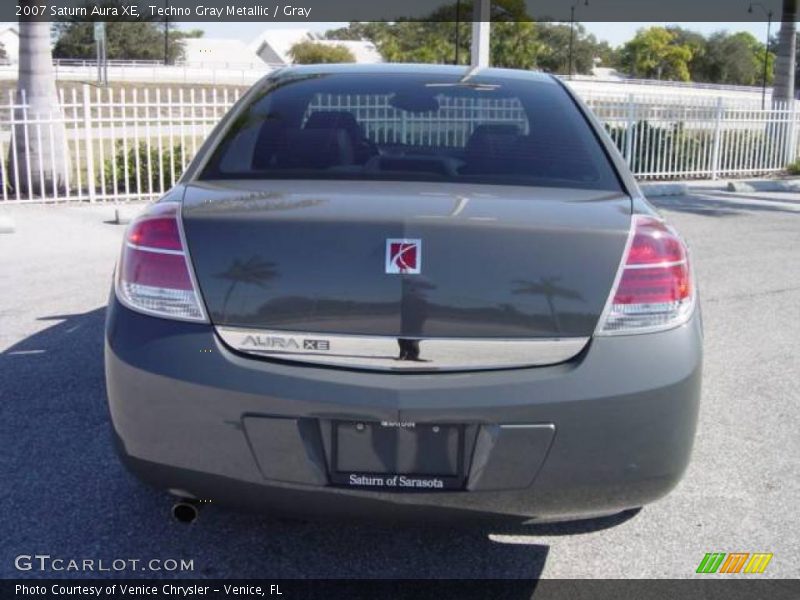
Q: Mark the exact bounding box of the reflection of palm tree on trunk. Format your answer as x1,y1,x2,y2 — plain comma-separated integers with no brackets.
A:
398,278,436,362
512,277,583,334
217,256,278,317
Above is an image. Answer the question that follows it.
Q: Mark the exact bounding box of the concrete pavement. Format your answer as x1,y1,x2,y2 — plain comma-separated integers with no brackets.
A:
1,190,797,579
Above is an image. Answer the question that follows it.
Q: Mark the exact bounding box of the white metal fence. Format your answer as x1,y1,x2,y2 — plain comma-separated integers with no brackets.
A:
0,85,240,203
0,59,274,86
306,93,530,147
584,93,799,180
1,84,799,203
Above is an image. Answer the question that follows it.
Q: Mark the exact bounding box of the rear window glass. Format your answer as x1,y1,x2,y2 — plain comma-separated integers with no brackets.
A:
200,73,621,191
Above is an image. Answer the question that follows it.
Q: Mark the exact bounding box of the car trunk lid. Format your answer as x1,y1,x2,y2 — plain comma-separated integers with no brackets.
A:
181,180,631,342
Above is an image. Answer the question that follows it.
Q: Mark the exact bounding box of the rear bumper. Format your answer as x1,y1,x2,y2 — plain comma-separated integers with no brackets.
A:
105,295,702,522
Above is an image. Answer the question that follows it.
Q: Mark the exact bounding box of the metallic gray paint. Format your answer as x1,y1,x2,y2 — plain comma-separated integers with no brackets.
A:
105,296,702,520
106,65,702,520
181,181,631,338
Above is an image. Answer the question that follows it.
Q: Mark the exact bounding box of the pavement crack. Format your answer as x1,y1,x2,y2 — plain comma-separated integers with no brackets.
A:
704,285,800,303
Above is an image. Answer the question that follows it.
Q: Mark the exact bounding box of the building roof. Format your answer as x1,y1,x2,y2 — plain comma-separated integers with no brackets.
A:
181,38,262,68
314,40,382,64
248,28,316,65
0,25,20,61
248,28,383,65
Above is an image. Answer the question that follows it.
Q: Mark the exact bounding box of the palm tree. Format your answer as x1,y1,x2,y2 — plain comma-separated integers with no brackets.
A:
772,0,797,105
512,277,583,333
216,256,279,317
11,18,71,196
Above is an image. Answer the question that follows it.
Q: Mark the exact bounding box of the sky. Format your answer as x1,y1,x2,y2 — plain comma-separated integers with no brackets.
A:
186,21,774,48
0,20,772,49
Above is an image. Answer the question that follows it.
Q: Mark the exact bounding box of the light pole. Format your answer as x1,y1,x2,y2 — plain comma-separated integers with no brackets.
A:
568,0,589,77
470,0,491,68
748,2,773,110
454,0,461,65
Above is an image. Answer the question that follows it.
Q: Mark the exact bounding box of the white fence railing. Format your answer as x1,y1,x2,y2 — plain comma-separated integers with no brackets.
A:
1,84,799,203
307,94,530,148
0,62,272,86
584,93,799,179
563,75,778,95
53,58,275,71
0,85,240,203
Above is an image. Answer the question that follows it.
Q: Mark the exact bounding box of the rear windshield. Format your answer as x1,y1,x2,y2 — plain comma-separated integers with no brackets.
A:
199,72,622,191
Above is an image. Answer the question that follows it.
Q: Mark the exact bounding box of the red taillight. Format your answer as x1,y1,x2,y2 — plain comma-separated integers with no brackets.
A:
625,219,686,265
115,203,206,322
598,215,695,334
614,264,692,305
121,249,193,289
128,215,183,251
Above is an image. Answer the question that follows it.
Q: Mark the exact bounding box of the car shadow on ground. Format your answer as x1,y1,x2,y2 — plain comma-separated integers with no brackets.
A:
1,308,638,581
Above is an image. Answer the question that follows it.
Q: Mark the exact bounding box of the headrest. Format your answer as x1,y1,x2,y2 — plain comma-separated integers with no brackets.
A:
278,129,354,169
252,118,287,169
305,111,363,141
469,124,521,139
465,123,521,156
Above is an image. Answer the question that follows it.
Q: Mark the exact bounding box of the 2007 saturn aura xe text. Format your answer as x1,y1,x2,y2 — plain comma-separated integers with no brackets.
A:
105,64,702,522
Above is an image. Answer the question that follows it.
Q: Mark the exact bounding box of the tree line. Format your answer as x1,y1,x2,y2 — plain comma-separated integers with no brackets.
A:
34,8,797,87
8,0,797,198
315,22,777,87
619,26,774,85
51,21,202,64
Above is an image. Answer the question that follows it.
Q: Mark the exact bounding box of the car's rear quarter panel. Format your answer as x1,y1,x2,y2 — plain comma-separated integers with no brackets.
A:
106,293,701,520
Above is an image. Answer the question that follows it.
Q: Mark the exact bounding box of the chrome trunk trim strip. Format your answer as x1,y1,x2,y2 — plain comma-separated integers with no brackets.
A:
215,326,589,372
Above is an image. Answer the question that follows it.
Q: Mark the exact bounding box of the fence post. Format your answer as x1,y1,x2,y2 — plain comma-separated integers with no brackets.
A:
624,93,635,167
710,97,724,180
788,99,799,165
82,84,96,203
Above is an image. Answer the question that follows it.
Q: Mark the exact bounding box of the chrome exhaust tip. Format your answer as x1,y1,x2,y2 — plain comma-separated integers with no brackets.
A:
171,501,199,524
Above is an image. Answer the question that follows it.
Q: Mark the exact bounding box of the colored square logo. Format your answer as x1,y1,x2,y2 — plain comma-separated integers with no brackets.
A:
386,239,422,274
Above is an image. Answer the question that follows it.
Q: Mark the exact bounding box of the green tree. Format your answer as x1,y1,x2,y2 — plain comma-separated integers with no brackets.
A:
324,2,540,68
288,41,355,64
535,22,610,74
323,22,386,42
697,31,773,85
370,22,460,64
489,21,542,69
53,7,187,62
666,26,707,80
175,29,204,40
619,26,695,81
372,20,542,68
593,40,620,71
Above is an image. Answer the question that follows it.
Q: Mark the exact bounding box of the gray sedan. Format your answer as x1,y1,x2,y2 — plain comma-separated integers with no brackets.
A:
105,64,701,523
